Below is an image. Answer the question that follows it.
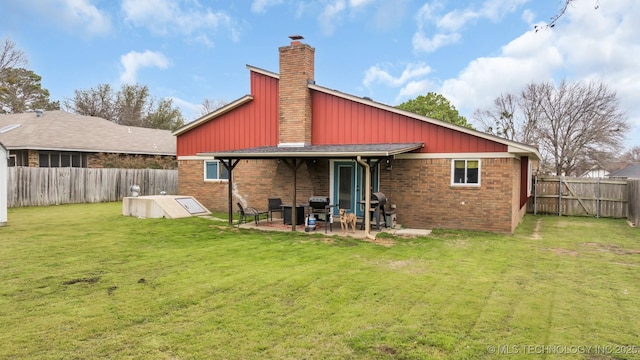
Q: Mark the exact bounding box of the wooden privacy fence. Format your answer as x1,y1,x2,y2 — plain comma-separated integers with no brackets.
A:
527,176,628,218
7,167,178,207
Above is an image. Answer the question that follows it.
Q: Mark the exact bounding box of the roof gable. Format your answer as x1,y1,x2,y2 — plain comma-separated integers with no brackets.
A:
176,65,540,160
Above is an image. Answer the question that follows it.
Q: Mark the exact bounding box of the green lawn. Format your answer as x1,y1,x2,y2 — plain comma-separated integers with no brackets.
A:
1,203,639,359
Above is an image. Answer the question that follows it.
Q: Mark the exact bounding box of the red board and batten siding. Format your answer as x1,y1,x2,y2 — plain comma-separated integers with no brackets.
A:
176,72,279,157
311,91,507,153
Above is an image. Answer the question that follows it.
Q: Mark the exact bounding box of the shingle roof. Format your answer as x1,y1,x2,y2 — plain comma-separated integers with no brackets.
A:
199,143,425,159
0,110,175,155
607,163,640,179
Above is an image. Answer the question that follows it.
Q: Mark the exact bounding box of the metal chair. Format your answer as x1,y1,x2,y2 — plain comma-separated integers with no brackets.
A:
237,202,268,227
267,198,283,222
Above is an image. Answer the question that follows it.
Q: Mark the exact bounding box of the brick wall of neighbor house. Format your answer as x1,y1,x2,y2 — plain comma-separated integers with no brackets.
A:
380,157,518,233
178,159,326,214
28,150,38,167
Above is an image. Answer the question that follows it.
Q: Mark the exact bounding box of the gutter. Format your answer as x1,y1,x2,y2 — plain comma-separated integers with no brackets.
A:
356,156,376,241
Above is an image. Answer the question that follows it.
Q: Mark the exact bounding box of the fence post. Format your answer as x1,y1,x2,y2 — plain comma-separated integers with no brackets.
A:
533,175,538,215
558,176,562,216
596,177,600,218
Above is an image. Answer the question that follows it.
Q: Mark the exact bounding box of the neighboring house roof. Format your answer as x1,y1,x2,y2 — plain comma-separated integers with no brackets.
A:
0,110,175,155
174,65,540,161
607,163,640,179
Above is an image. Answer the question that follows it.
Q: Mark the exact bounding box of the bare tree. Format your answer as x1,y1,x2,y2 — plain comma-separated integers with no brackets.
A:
116,84,149,126
535,0,600,31
474,79,628,176
0,38,28,72
199,98,228,117
63,84,117,120
65,83,184,130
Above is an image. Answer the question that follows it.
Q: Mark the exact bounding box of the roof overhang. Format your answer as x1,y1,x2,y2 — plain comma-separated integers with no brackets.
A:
198,142,424,159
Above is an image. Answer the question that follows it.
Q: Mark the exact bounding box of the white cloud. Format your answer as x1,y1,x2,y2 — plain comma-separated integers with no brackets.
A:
413,0,527,53
350,0,374,7
317,0,381,35
121,0,239,45
251,0,284,14
412,32,460,53
120,50,170,84
11,0,111,35
318,0,347,35
396,79,435,102
170,97,202,122
363,63,432,88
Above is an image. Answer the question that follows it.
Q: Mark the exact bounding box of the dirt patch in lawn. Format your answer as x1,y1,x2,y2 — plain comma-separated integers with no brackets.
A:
62,277,100,285
582,242,640,255
551,248,579,256
530,218,542,240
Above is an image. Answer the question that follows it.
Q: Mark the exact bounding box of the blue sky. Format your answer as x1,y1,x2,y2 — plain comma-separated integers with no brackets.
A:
1,0,639,149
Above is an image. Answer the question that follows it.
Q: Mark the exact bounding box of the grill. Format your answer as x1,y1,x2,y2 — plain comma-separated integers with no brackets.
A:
371,192,387,207
370,192,388,230
308,196,330,209
308,196,335,233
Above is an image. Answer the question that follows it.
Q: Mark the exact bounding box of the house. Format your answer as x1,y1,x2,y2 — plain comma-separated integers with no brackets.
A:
173,37,540,234
607,163,640,179
0,142,7,226
580,166,609,178
0,110,176,168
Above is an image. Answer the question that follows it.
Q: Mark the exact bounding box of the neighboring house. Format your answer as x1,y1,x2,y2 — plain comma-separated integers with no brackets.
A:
0,142,7,226
0,110,176,168
580,166,609,178
173,38,540,233
607,163,640,179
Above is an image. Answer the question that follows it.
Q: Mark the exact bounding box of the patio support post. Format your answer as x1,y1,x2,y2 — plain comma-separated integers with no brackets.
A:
356,156,376,240
282,158,303,231
220,159,240,226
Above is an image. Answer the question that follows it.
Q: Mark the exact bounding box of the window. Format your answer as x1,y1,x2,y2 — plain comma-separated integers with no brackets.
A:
452,159,480,185
38,151,87,168
204,160,229,181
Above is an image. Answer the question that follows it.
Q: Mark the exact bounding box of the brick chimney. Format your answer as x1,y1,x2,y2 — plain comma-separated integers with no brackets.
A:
278,35,315,147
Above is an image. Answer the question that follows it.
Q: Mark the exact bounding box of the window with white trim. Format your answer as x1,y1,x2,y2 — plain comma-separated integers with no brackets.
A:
451,159,480,185
204,160,229,181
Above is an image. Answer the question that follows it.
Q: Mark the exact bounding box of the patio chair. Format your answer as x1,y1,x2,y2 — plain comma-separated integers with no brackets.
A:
237,202,269,227
267,197,283,222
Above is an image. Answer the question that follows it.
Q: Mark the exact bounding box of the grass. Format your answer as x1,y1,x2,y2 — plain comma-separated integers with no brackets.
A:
1,203,639,359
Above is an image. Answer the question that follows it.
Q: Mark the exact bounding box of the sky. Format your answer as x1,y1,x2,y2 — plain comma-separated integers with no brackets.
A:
1,0,639,149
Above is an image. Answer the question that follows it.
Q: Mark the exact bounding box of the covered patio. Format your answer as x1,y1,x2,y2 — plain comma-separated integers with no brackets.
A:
199,142,424,240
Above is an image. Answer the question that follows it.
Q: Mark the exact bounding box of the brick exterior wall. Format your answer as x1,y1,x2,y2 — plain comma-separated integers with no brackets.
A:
179,156,525,233
278,41,314,145
178,158,330,214
379,157,521,233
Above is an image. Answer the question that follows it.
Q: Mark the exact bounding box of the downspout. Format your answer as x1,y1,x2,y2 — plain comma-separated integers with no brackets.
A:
356,156,376,240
